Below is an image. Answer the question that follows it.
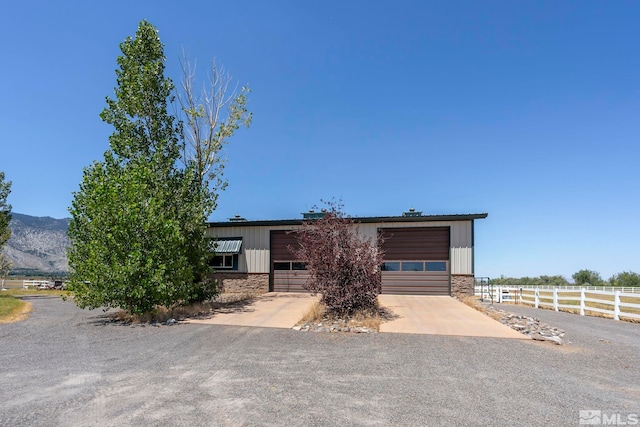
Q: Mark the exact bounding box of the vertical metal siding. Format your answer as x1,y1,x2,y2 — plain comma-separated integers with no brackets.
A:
207,225,295,273
450,222,473,275
207,220,475,275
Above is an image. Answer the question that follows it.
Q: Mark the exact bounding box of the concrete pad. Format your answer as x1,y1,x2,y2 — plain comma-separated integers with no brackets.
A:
378,295,528,339
187,292,318,328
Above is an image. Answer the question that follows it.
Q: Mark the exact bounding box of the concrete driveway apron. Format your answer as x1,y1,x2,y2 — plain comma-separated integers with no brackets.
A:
378,295,528,339
187,292,318,328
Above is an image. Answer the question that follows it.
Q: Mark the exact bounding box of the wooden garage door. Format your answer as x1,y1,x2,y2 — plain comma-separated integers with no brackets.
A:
270,230,310,292
379,227,450,295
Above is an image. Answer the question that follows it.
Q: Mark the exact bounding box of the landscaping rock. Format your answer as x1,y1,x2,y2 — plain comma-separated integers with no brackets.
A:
492,308,565,345
293,318,378,334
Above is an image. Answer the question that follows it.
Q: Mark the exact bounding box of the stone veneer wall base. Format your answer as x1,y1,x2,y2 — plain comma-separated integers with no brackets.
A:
451,274,475,299
211,272,269,295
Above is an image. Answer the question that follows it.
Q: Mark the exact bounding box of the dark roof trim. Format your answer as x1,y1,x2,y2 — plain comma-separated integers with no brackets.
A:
207,213,488,228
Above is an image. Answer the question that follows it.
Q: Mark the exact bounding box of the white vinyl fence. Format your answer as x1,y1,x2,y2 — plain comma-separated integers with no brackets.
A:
474,286,640,321
0,279,51,290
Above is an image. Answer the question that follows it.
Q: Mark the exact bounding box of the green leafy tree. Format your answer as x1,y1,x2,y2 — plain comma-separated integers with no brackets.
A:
492,275,569,287
68,21,215,315
0,171,11,249
572,269,603,286
0,255,11,280
538,275,570,287
609,271,640,287
0,171,11,279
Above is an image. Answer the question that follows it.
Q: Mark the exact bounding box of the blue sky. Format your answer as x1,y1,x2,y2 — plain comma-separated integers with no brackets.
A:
1,1,638,280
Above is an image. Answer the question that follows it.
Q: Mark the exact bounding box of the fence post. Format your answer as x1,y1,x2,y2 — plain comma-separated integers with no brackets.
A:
497,286,502,303
614,290,620,321
580,288,585,316
534,289,539,309
553,289,559,311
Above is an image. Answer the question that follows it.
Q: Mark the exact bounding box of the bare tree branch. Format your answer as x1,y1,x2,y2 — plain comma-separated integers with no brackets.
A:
175,48,252,205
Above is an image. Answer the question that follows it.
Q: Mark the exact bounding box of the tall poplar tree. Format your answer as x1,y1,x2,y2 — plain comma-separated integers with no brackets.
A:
0,171,11,250
68,21,214,315
0,171,12,278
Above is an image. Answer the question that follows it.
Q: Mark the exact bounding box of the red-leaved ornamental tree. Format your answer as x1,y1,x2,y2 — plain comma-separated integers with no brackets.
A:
293,202,384,316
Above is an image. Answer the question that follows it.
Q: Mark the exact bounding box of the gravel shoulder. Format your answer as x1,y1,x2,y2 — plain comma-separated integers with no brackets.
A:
495,302,640,350
1,296,639,426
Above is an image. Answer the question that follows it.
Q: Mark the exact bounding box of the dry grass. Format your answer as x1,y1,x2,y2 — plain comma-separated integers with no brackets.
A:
0,295,33,324
113,292,256,323
349,309,383,330
460,296,504,321
301,301,326,323
299,301,385,331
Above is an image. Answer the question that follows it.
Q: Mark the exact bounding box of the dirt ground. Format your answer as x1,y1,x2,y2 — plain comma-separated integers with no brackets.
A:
1,295,639,426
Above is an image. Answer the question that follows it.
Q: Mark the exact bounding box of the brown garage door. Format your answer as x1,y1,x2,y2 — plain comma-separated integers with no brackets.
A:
270,230,310,292
380,227,450,295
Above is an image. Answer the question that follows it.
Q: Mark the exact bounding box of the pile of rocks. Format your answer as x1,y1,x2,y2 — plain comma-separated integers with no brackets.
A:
495,310,565,345
293,320,377,334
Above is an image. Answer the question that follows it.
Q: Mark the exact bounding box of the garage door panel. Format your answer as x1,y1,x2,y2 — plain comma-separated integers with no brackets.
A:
270,230,300,262
382,271,450,295
379,227,451,295
273,270,309,293
380,286,449,296
271,230,310,292
381,227,450,260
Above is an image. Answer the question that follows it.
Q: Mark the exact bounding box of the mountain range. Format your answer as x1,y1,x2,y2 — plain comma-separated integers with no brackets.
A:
2,213,70,276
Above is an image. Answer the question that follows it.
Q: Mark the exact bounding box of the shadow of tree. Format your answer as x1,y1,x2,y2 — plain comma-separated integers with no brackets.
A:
378,306,401,323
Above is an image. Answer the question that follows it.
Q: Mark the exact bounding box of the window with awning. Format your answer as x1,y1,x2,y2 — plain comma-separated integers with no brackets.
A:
208,238,242,270
209,238,242,254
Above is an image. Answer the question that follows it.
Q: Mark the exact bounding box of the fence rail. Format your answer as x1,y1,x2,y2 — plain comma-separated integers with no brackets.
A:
474,286,640,321
480,285,640,293
0,279,52,290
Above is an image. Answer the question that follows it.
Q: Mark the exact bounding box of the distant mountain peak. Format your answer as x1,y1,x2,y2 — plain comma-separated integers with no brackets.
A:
3,213,70,276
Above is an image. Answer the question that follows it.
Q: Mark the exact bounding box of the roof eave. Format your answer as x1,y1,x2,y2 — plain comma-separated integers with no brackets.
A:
207,213,488,228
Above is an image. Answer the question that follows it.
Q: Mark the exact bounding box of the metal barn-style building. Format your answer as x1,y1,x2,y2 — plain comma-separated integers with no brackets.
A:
206,210,487,298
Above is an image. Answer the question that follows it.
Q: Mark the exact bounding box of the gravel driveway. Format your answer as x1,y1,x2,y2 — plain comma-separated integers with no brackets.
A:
1,296,639,426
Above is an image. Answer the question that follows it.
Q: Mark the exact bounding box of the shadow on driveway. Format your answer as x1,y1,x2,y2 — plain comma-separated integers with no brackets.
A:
186,292,319,328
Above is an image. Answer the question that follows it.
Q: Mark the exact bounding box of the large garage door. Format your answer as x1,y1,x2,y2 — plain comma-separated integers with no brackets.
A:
270,230,310,292
380,227,450,295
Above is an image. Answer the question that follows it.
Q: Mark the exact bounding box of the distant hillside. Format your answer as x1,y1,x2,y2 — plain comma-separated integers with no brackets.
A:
2,213,70,276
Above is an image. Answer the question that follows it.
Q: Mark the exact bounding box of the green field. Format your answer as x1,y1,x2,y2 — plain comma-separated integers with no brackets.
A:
0,294,30,322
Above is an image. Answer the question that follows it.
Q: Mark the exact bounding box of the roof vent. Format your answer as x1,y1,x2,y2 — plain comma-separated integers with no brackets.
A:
229,214,247,222
302,209,327,220
402,208,422,217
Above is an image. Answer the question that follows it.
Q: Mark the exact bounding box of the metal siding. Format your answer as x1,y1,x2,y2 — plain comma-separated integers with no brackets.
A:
450,221,473,275
206,219,475,276
451,247,472,275
207,224,296,273
211,239,242,254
